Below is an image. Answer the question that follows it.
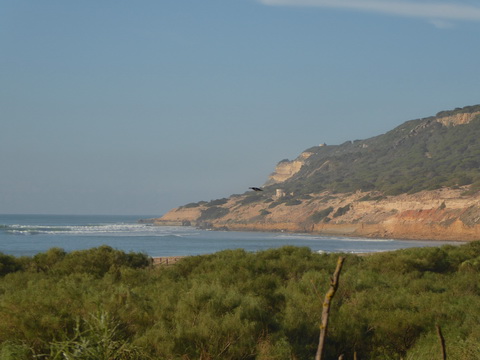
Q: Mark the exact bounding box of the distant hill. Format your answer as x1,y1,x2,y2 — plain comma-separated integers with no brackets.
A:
155,105,480,241
265,104,480,196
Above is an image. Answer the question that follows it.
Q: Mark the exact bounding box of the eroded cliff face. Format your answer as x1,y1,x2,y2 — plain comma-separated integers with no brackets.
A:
436,111,480,127
265,152,313,185
155,187,480,241
154,107,480,241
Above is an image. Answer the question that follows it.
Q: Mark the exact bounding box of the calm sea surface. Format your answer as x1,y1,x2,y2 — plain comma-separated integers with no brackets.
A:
0,214,463,257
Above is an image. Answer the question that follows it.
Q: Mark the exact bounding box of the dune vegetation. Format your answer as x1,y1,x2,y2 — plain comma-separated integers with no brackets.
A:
1,243,480,359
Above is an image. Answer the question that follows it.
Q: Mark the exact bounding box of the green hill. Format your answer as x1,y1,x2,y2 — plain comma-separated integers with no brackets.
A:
268,104,480,197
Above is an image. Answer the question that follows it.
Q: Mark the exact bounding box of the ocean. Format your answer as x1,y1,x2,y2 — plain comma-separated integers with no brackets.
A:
0,214,463,257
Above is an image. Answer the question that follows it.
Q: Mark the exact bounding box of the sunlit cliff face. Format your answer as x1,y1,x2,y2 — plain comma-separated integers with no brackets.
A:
436,111,480,127
157,187,480,241
265,152,313,185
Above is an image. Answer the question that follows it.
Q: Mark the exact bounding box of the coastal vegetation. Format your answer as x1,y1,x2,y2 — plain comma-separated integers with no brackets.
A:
177,105,480,216
276,111,480,198
197,206,230,221
309,207,334,223
2,243,480,359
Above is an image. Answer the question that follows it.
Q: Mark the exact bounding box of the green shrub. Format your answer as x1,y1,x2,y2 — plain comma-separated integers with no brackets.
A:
181,202,201,208
285,199,302,206
333,204,351,218
2,243,480,359
0,341,32,360
239,195,263,206
309,207,334,223
0,253,22,277
49,312,146,360
198,206,229,221
206,198,229,206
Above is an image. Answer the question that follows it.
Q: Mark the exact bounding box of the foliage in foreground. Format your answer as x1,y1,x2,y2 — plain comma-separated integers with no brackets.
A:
1,243,480,359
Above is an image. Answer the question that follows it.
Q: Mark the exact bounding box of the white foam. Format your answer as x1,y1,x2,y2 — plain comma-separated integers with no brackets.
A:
274,233,394,242
3,223,200,237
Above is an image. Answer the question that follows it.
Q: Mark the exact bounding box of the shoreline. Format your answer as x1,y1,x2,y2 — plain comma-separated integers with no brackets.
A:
155,187,480,243
211,223,474,242
149,222,471,243
148,230,468,264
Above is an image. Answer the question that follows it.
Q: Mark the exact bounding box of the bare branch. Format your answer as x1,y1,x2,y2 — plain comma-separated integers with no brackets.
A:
315,256,346,360
436,324,447,360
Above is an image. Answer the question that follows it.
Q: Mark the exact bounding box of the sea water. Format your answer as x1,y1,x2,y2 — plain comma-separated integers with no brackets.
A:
0,214,463,257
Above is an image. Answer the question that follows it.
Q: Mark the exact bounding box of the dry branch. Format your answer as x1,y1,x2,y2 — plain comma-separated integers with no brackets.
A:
436,324,447,360
315,256,346,360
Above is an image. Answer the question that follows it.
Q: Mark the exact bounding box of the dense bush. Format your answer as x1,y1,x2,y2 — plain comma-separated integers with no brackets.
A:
0,253,22,276
2,243,480,359
285,199,302,206
309,207,334,223
333,204,351,218
198,206,230,221
205,198,229,206
181,202,201,208
239,194,264,206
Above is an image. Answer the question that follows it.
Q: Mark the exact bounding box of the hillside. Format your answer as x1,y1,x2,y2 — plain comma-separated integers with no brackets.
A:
269,104,480,196
155,105,480,241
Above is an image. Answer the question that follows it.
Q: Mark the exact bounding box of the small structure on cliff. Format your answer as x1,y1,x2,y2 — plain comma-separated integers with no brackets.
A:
275,189,286,199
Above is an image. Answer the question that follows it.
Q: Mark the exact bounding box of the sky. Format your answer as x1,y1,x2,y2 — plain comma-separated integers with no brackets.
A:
1,0,480,216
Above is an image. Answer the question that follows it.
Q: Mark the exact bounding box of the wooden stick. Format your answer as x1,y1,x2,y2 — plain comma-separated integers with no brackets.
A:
315,256,346,360
436,324,447,360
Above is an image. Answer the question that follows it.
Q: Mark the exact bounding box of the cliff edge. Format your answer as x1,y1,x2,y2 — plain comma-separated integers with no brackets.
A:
156,187,480,241
153,105,480,241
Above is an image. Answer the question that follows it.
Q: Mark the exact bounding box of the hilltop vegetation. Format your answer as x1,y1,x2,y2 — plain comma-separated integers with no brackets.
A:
177,105,480,213
275,105,480,197
2,244,480,359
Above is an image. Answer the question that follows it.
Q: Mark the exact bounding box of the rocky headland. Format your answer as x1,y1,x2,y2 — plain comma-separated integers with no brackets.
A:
154,187,480,241
151,105,480,241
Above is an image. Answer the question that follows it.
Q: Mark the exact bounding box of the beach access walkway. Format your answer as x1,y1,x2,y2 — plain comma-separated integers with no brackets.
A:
152,256,186,266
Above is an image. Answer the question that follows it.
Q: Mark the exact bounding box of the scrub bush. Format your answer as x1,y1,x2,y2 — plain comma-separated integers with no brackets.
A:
1,243,480,358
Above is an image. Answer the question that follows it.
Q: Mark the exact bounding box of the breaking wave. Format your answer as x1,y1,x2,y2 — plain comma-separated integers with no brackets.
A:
0,223,198,237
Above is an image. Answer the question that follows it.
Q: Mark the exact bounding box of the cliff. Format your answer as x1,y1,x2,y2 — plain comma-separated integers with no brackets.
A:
156,187,480,241
265,152,313,185
154,105,480,241
437,111,480,127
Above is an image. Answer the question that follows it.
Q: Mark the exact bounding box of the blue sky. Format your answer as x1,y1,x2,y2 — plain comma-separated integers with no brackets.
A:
1,0,480,215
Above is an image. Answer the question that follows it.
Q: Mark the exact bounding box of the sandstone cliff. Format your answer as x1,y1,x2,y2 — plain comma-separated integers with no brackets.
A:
154,105,480,241
265,152,313,185
436,110,480,127
156,187,480,241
